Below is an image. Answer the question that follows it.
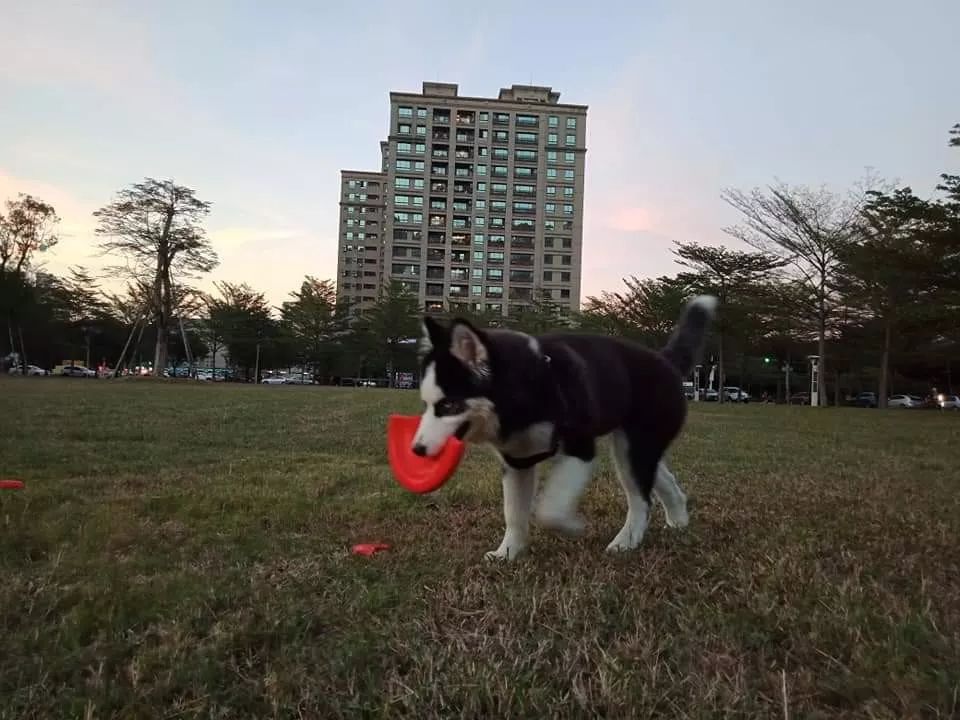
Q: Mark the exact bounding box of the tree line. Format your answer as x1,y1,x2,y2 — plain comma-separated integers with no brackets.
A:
2,124,958,406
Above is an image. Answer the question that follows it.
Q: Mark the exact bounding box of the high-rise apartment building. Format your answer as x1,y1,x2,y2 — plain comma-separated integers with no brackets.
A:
336,170,386,312
337,82,587,318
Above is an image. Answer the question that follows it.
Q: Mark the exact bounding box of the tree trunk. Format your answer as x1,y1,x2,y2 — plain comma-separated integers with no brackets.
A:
17,325,27,374
817,319,826,408
878,319,892,409
717,332,725,404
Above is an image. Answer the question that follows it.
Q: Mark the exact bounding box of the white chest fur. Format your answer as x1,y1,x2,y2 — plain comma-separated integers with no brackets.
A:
492,421,555,459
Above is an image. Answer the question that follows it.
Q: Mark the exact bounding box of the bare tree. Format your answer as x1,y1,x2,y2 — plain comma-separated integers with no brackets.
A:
720,181,869,404
93,179,218,374
0,193,60,274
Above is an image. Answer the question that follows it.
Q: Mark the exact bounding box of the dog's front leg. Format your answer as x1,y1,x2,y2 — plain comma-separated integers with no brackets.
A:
484,465,536,562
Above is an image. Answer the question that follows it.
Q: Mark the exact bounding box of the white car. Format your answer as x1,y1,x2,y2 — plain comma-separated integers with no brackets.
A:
61,364,96,378
723,386,751,403
888,394,921,408
8,364,48,376
261,376,288,385
937,394,960,410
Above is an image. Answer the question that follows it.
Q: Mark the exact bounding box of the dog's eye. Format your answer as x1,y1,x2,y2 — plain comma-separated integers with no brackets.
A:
434,399,466,417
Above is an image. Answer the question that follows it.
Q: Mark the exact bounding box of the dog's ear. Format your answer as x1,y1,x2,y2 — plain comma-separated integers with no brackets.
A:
450,319,490,378
420,316,447,355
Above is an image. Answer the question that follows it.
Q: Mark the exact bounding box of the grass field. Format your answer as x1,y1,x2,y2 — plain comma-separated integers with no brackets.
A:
1,379,958,719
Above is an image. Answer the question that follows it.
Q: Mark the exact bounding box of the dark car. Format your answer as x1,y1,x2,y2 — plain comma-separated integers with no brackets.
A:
854,392,877,408
789,392,810,405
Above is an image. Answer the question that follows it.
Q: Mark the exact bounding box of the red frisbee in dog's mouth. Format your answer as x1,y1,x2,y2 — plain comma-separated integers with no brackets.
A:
0,480,24,490
387,414,464,494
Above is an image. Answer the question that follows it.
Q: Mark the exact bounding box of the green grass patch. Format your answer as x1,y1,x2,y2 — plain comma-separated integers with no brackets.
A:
1,378,958,718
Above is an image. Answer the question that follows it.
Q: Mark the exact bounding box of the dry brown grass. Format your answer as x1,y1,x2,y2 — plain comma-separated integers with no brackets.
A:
1,378,958,718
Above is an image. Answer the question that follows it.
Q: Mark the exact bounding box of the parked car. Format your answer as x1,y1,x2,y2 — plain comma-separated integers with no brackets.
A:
722,386,751,403
854,392,878,408
703,389,719,401
789,392,810,405
888,394,922,408
61,364,96,378
8,364,49,376
936,393,960,410
261,376,288,385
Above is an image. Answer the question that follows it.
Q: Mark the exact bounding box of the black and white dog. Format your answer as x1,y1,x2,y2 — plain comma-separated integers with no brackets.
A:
413,295,717,561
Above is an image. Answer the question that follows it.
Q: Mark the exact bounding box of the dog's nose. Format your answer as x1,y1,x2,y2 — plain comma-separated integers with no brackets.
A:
412,443,428,457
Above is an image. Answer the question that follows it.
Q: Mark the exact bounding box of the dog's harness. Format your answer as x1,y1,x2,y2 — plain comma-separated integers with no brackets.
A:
500,353,565,470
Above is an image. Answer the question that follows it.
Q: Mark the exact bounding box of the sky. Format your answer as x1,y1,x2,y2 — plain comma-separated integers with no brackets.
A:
1,0,958,307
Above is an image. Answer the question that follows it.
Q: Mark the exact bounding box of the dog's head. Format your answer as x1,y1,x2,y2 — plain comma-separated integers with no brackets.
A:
412,316,500,457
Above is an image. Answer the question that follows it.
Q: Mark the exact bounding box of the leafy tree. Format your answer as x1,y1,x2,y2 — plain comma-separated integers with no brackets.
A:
0,193,60,370
279,276,348,378
349,281,420,384
207,282,279,380
673,241,784,399
507,290,569,335
579,275,690,347
93,178,218,374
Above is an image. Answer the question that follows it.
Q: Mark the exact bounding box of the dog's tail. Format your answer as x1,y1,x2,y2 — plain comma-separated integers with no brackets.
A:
661,295,718,376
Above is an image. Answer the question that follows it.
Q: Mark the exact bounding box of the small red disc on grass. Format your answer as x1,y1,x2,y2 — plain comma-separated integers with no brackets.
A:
386,414,464,494
0,479,24,490
352,543,390,556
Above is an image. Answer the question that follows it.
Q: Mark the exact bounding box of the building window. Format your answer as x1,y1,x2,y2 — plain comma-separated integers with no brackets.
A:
563,152,575,163
492,165,508,177
471,285,483,296
544,254,553,265
546,186,556,197
547,133,558,145
489,234,505,247
416,143,427,155
475,216,485,227
561,289,570,299
515,149,538,163
487,285,504,298
493,130,510,143
545,203,557,214
397,142,413,154
395,178,410,189
561,255,572,266
516,114,538,127
566,117,577,129
417,107,427,118
562,238,572,249
515,166,536,179
566,134,576,145
487,268,503,281
515,184,535,195
516,132,538,145
489,252,505,264
491,186,507,198
563,204,574,215
398,106,413,118
547,151,558,163
548,116,559,128
476,199,486,210
561,271,571,282
434,109,450,124
473,250,484,262
489,217,505,229
474,233,485,246
416,125,427,136
546,168,558,179
563,186,574,198
563,169,575,180
398,123,412,134
513,201,535,214
479,112,489,123
543,271,553,282
477,182,487,192
392,263,420,276
493,112,510,125
493,147,509,160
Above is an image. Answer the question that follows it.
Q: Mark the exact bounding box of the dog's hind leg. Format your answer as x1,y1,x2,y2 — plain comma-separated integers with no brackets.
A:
606,428,657,553
653,462,689,529
485,465,537,562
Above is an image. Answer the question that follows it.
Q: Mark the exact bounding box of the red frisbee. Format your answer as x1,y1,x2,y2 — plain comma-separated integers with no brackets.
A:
387,414,465,494
0,479,24,490
352,542,390,556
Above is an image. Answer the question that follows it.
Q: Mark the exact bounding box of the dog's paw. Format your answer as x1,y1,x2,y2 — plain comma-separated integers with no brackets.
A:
484,544,527,562
664,505,689,529
605,538,640,554
605,525,646,554
536,510,586,537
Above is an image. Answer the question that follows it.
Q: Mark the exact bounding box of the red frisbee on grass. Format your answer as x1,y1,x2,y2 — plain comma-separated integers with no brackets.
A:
0,479,24,490
387,414,465,494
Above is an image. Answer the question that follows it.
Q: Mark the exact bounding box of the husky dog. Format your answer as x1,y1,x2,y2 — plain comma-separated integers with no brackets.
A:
413,295,717,561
